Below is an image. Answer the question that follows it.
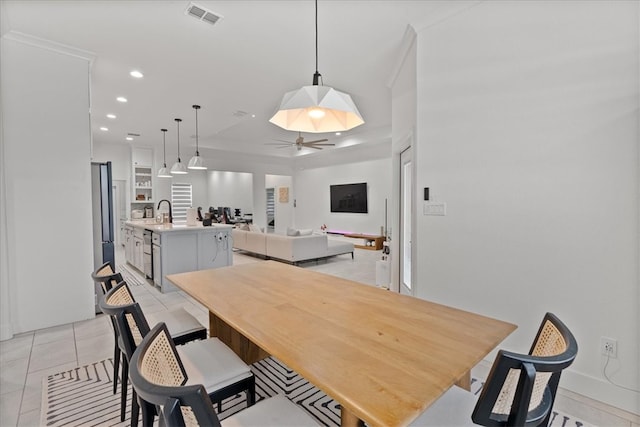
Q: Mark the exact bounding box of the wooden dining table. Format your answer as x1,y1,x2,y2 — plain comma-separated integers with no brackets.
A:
167,260,516,427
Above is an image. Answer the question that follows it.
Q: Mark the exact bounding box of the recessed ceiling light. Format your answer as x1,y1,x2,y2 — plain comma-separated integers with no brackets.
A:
335,132,341,136
130,70,144,78
107,114,116,119
100,127,109,131
117,96,128,103
251,114,256,118
126,136,134,141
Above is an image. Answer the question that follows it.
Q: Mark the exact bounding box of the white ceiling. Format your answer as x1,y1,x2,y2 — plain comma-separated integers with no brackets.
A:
1,1,461,159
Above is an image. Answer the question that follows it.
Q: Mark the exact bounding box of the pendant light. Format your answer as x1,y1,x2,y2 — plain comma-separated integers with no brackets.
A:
157,128,172,178
269,0,364,133
188,104,207,170
170,118,187,174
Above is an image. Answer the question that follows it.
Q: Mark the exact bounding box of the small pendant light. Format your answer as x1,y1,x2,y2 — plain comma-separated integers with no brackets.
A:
170,118,187,174
188,104,206,170
157,128,172,178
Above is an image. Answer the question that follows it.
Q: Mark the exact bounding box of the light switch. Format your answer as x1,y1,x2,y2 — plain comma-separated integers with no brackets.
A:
423,202,446,216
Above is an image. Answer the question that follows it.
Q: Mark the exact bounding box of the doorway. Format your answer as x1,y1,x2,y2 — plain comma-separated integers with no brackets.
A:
400,147,412,295
266,188,275,232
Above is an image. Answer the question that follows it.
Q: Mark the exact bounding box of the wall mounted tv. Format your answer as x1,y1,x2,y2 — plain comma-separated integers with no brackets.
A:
330,182,368,213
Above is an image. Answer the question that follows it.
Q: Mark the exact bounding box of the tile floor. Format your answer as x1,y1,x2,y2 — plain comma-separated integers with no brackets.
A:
1,248,637,427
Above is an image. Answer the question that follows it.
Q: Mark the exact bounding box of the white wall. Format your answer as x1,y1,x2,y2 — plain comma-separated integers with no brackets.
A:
207,171,253,215
413,1,639,413
1,33,95,336
295,158,392,236
92,142,130,182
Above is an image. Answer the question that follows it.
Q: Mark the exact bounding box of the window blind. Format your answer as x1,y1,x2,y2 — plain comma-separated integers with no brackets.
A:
171,183,192,224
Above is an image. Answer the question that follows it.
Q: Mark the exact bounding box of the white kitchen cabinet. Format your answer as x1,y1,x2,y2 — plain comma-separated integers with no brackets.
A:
152,233,161,287
125,221,233,293
198,229,233,270
132,147,153,166
133,228,144,272
156,226,233,293
124,225,134,265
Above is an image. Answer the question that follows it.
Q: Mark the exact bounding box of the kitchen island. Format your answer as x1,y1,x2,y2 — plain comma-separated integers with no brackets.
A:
124,220,234,293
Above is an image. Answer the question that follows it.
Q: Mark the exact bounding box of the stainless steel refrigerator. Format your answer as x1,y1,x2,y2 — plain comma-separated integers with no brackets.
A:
91,161,115,313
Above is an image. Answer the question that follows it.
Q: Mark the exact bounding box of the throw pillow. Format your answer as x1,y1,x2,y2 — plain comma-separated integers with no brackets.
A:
286,227,300,236
248,224,262,233
298,228,313,236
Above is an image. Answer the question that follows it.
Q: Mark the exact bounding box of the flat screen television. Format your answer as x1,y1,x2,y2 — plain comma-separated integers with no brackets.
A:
330,182,368,213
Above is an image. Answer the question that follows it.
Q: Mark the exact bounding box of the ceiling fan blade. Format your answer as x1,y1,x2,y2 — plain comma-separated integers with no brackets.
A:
306,143,335,146
273,139,295,144
303,138,329,144
265,142,292,146
307,145,323,150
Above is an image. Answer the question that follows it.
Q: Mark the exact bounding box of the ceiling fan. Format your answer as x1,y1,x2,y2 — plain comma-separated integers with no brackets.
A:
266,132,335,151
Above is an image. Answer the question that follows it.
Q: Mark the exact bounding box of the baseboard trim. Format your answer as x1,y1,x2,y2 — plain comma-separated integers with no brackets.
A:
0,323,14,341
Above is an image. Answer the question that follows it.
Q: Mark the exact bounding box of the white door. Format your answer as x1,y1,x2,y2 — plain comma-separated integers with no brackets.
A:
400,147,413,295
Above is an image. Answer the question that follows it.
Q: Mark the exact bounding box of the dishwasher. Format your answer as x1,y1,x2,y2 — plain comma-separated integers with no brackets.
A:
143,229,153,280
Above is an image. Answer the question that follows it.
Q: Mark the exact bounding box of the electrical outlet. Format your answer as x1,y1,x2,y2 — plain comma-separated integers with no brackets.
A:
600,337,617,358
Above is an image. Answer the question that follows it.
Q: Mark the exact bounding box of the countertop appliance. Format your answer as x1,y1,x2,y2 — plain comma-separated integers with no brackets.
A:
91,161,115,313
143,229,153,280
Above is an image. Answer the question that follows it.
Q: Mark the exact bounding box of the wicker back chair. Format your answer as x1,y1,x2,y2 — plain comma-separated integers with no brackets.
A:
410,312,578,427
130,323,318,427
99,281,151,426
472,312,578,426
91,261,123,293
91,261,125,395
101,282,256,427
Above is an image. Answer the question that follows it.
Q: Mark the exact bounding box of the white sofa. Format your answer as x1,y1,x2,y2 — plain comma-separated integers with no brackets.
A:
232,228,354,264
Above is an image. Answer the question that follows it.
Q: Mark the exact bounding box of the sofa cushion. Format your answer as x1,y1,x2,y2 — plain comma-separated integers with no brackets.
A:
266,234,327,262
327,239,355,257
286,227,300,236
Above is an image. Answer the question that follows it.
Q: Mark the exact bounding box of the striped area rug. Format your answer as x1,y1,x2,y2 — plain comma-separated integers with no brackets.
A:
41,356,593,426
115,263,144,287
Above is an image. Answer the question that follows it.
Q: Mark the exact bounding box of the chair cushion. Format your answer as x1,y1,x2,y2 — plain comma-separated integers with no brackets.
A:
221,394,318,427
409,385,476,426
147,307,205,338
177,338,253,392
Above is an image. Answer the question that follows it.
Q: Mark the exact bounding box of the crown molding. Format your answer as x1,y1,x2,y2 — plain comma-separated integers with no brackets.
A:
2,30,96,66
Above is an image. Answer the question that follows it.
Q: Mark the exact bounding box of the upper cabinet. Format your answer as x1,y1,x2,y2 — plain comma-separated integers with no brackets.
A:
131,147,154,214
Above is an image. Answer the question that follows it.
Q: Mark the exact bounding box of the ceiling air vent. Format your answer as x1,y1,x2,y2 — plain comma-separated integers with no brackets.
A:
185,2,223,26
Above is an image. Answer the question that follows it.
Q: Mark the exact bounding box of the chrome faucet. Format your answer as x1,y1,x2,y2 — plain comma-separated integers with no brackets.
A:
157,199,173,223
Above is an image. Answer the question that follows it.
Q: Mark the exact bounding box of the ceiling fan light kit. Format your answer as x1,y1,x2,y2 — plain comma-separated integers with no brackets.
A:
266,131,335,151
269,0,364,134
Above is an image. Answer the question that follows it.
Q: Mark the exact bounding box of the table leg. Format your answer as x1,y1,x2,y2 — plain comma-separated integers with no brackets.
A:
455,370,471,391
341,407,365,427
209,312,270,364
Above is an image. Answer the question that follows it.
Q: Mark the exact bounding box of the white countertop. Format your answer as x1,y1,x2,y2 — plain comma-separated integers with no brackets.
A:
125,220,233,234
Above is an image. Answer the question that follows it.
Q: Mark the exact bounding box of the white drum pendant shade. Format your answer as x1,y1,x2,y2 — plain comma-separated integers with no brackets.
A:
269,85,364,133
